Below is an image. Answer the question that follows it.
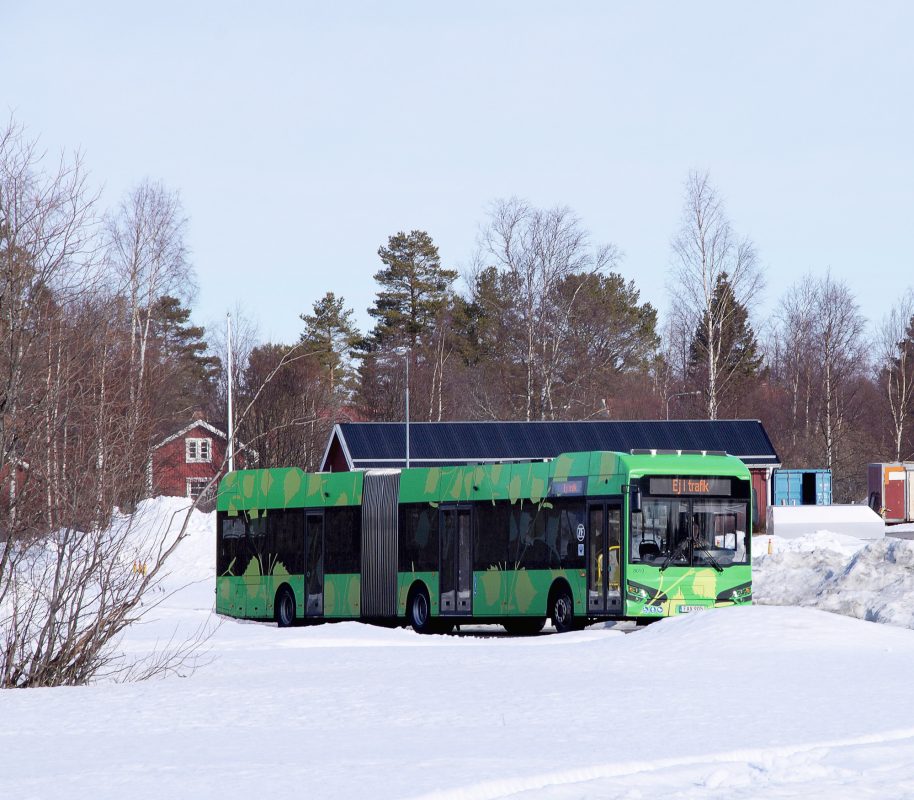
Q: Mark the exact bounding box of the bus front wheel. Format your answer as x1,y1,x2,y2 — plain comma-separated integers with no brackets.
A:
551,588,575,633
408,587,434,634
275,586,296,628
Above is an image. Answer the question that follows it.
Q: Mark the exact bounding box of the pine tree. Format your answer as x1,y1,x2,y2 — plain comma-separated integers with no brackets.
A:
355,231,457,421
299,292,360,397
368,230,457,348
148,295,221,432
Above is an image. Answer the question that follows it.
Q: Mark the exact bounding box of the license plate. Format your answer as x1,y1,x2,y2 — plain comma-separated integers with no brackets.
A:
678,604,706,613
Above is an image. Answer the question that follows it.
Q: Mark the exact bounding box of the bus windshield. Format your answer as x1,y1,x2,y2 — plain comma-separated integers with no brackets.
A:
630,497,749,567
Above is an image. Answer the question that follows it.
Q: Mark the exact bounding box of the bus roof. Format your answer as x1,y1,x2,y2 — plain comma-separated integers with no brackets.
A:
217,450,750,512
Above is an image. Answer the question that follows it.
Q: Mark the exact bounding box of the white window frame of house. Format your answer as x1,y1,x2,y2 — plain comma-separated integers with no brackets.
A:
186,477,214,500
186,437,213,463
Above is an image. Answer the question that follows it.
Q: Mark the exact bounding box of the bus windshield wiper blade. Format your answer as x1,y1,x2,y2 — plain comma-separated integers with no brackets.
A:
659,538,690,572
693,540,724,572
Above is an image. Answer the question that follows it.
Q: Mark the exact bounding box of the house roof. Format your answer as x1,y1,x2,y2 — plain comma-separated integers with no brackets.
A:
152,420,227,451
321,419,781,471
152,419,260,463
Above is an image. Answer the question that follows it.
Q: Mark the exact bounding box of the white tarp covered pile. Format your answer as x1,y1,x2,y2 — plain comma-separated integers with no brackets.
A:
766,503,885,540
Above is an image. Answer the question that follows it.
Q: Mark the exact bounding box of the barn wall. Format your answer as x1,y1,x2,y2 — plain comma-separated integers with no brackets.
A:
326,438,350,472
750,467,770,532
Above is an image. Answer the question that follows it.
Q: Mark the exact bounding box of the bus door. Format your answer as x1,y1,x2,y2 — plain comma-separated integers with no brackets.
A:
587,499,623,615
439,506,472,616
305,511,324,616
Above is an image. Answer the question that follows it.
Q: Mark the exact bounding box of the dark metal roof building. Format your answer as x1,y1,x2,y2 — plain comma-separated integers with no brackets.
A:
321,420,780,472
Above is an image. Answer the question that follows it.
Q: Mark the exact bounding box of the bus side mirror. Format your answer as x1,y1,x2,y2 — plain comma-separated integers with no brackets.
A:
630,486,642,514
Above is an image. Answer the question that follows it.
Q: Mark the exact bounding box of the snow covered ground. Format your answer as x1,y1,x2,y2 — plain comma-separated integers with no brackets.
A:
4,500,914,799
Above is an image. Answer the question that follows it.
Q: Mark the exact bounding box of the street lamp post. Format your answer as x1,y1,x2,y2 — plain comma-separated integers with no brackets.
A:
404,352,409,468
665,390,702,420
226,312,234,472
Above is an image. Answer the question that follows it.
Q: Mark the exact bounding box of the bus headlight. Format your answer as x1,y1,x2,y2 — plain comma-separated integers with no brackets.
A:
716,582,752,603
626,581,667,606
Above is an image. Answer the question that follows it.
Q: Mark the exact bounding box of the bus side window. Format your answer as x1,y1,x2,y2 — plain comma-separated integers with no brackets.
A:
474,501,508,570
556,502,585,569
269,508,305,574
218,513,245,576
398,504,437,572
326,507,360,574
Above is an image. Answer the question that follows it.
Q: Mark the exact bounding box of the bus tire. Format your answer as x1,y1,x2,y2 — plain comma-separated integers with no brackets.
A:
550,586,575,633
275,585,296,628
408,586,433,634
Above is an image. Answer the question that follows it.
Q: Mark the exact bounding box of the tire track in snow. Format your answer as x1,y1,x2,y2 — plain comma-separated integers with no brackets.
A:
405,727,914,800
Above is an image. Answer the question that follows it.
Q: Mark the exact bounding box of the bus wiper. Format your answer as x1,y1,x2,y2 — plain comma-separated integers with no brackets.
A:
659,538,690,572
693,539,724,572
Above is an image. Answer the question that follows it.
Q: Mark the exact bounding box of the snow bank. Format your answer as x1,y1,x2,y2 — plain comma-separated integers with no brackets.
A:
754,530,914,628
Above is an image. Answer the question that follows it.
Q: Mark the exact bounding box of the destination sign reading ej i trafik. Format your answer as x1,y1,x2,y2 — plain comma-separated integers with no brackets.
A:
649,477,732,496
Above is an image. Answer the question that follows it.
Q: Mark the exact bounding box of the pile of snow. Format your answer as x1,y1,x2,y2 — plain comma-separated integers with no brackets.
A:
754,531,914,628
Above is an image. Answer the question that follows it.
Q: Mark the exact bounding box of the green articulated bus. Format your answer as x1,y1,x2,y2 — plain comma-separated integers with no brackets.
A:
216,450,752,633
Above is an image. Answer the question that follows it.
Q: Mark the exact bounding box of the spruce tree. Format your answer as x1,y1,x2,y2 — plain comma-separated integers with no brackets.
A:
687,272,762,395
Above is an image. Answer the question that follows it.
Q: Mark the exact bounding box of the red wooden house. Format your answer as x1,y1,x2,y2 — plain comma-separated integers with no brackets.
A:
148,418,250,504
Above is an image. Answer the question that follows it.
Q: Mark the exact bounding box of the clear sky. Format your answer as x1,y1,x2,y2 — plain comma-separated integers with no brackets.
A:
4,2,912,346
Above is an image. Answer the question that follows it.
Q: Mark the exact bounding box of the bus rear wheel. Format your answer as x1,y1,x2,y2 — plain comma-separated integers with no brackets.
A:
408,587,434,634
275,586,296,628
551,588,575,633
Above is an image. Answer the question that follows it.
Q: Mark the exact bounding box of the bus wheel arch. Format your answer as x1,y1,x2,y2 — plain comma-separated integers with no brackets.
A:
406,581,434,634
548,579,576,633
274,583,296,628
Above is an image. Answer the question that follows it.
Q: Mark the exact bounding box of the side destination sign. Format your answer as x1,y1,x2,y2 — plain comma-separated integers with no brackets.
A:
649,477,732,496
548,477,586,497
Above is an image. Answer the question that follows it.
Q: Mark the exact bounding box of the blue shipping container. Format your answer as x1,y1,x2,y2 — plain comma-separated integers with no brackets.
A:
772,469,832,506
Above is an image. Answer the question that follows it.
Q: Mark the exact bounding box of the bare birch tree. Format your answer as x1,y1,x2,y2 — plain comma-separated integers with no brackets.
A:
772,277,819,455
770,271,868,490
106,181,193,424
0,120,218,688
878,289,914,461
209,302,260,436
476,198,619,420
813,273,868,473
670,171,763,419
0,119,98,497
